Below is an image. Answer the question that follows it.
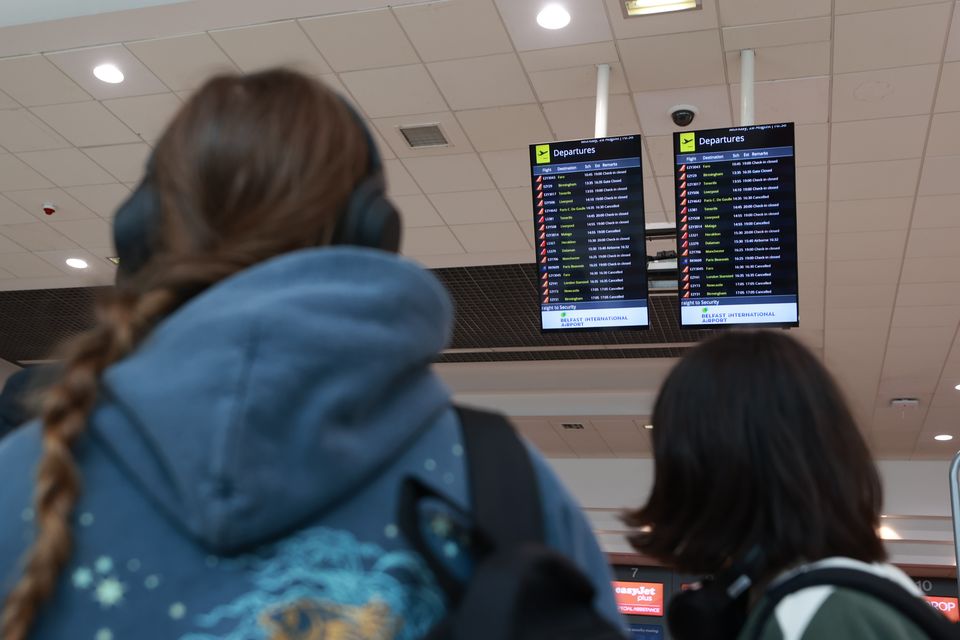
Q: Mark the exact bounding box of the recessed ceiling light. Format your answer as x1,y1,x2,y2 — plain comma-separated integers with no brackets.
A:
66,258,88,270
954,383,960,391
934,434,954,442
643,424,654,430
93,63,124,84
537,4,571,29
877,525,902,540
623,0,700,17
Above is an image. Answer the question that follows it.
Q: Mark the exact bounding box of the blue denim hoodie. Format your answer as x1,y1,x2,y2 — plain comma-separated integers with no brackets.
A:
0,248,620,639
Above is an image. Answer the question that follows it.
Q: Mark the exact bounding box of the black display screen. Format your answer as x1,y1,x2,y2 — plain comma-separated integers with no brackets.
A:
529,136,649,331
673,123,799,327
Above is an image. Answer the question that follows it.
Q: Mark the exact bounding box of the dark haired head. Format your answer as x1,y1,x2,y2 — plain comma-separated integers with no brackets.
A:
625,330,885,577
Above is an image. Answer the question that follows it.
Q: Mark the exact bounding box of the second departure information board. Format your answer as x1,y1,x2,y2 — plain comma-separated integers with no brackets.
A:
674,123,799,327
530,136,648,331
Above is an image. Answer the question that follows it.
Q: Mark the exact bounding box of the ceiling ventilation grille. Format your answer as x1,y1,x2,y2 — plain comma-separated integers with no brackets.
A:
560,423,586,430
399,124,449,148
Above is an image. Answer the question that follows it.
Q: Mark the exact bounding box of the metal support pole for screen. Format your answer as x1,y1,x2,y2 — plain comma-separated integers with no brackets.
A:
740,49,755,127
950,450,960,595
595,63,611,138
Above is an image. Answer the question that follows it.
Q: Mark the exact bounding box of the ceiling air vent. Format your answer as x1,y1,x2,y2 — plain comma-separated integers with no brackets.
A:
399,123,449,149
560,423,586,430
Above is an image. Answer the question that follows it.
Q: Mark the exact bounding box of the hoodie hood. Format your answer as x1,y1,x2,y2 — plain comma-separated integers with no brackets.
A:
93,247,454,553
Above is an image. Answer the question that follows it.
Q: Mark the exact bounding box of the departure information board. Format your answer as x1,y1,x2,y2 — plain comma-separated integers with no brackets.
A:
673,123,799,327
530,136,648,331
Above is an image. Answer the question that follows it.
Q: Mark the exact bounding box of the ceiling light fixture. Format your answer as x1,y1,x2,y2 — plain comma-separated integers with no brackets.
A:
66,258,89,270
934,434,954,442
623,0,700,17
93,63,124,84
954,383,960,391
537,4,571,29
643,424,654,430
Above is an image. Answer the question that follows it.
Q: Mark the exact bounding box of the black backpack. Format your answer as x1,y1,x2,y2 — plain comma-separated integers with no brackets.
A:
750,567,959,640
398,407,626,640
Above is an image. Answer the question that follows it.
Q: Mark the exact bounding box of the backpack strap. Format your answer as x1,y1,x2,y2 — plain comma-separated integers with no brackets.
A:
750,567,955,640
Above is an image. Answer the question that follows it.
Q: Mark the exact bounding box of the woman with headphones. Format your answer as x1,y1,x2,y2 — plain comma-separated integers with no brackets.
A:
626,331,950,639
0,70,621,640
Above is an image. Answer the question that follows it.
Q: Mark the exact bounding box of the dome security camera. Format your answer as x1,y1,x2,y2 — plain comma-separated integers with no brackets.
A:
669,105,698,128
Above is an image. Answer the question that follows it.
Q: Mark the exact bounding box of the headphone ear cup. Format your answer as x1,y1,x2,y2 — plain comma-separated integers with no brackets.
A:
334,176,401,252
667,581,749,640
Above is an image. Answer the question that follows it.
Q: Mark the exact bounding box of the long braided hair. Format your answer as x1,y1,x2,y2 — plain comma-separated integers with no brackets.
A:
1,69,370,639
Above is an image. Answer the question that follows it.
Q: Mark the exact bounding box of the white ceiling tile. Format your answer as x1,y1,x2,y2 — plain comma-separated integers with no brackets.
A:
0,89,17,110
0,55,90,106
936,61,960,112
395,0,513,61
340,65,447,118
828,230,906,261
0,231,25,253
429,54,535,111
912,194,960,228
892,304,960,327
943,3,960,61
925,112,960,157
450,221,529,252
897,282,960,306
0,222,74,251
829,159,921,201
725,42,830,82
82,144,150,183
530,63,629,103
125,34,238,92
392,194,444,227
619,31,725,91
481,149,532,189
732,77,830,125
384,158,422,196
0,155,52,191
46,218,112,249
502,186,533,222
795,124,828,166
102,93,181,143
211,21,332,75
606,0,720,37
797,201,827,235
0,195,34,225
883,345,950,380
65,184,130,219
799,259,825,290
828,197,913,233
797,165,828,202
906,227,960,258
33,248,116,279
429,189,513,225
402,153,495,193
31,101,139,147
401,226,464,255
300,10,417,72
18,149,115,187
494,0,613,51
650,177,669,214
372,111,473,159
0,109,70,153
826,283,898,308
798,233,825,262
718,0,831,26
900,256,960,283
645,135,674,176
45,44,168,100
633,85,732,136
594,419,651,457
514,419,576,456
832,65,939,122
834,4,951,74
830,116,929,163
316,74,364,115
456,105,552,153
543,94,639,140
826,258,903,285
5,187,98,222
369,128,396,161
837,0,952,14
722,17,831,50
0,252,61,278
919,155,960,195
520,42,619,72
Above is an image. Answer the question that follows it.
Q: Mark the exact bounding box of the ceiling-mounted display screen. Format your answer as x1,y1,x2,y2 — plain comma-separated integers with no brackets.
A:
530,135,648,331
673,123,799,327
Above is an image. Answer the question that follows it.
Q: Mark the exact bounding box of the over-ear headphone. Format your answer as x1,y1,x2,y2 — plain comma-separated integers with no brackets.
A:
112,96,401,279
667,546,767,640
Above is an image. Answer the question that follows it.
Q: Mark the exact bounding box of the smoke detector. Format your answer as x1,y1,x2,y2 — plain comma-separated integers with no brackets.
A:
398,124,449,149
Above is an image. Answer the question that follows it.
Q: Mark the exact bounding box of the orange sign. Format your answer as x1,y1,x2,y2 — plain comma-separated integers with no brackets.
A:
925,596,959,622
612,581,664,616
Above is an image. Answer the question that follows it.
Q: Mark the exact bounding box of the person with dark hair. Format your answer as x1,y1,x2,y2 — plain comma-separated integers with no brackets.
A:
0,70,621,640
0,366,59,441
626,331,934,640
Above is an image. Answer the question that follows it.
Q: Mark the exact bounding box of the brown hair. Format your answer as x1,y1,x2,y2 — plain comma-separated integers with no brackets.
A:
625,331,885,577
1,69,370,639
